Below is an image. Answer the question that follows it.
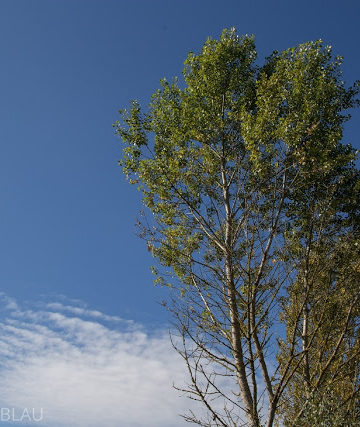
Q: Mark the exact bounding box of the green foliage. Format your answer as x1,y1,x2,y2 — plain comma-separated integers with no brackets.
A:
294,387,358,426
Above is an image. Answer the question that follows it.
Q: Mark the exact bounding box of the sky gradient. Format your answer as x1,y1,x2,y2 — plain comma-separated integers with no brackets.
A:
0,0,359,425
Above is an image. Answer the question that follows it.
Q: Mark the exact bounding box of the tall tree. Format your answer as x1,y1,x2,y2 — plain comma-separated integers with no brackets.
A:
115,29,360,426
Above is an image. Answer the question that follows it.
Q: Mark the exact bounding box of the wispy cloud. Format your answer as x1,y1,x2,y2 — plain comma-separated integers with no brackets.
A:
45,302,128,324
0,296,194,426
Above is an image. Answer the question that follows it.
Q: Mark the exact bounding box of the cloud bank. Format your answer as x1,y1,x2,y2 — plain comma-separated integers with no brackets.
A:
0,294,193,426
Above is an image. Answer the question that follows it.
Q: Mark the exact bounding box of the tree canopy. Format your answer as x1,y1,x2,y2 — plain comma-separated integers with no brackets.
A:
115,29,360,427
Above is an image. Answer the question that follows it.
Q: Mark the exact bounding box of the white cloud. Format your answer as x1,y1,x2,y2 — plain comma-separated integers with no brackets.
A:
45,302,128,324
0,296,194,426
0,293,19,312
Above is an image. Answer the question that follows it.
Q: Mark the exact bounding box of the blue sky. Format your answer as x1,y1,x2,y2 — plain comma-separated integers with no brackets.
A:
0,0,359,425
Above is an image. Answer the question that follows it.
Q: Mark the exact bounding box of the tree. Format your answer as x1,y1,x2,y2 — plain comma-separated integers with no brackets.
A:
114,29,360,427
